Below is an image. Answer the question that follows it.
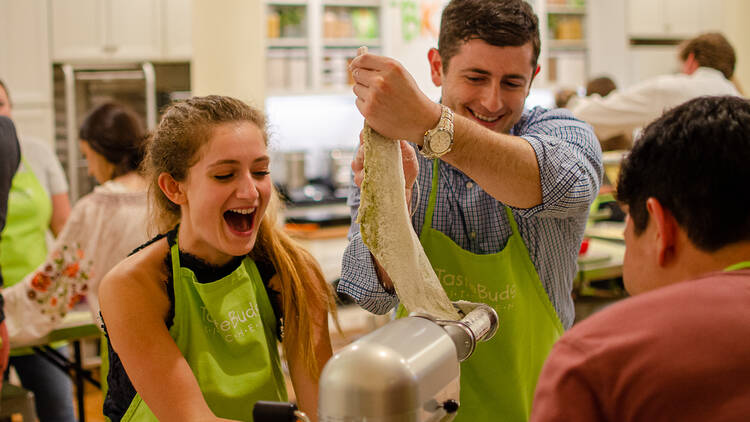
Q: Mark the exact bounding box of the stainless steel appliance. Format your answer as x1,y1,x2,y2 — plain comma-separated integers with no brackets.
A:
253,303,499,422
52,62,190,200
55,63,156,200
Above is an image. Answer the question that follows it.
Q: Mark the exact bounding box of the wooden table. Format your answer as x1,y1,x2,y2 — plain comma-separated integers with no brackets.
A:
11,310,101,422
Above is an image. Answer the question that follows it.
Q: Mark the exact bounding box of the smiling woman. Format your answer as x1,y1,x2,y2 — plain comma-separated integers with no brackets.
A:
98,96,336,422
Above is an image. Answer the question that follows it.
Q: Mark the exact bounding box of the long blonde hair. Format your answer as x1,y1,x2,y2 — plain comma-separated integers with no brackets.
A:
146,95,335,377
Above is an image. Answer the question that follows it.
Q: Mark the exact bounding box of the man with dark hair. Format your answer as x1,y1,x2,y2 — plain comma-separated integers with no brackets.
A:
531,96,750,421
0,116,22,386
570,32,741,143
341,0,602,419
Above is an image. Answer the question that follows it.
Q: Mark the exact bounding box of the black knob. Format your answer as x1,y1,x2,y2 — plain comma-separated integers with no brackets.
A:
443,399,459,414
253,401,298,422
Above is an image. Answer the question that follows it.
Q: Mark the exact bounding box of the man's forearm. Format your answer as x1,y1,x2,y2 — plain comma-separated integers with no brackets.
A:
442,114,543,208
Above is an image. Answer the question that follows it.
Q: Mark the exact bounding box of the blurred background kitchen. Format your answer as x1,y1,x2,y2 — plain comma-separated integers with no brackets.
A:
2,0,748,206
0,0,748,419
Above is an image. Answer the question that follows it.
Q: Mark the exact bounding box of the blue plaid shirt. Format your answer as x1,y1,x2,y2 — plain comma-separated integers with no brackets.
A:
338,106,602,329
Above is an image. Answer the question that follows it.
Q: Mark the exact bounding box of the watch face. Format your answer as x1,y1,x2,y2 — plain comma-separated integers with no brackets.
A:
430,131,452,154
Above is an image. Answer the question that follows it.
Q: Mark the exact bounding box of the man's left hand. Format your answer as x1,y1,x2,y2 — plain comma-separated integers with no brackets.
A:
350,53,442,145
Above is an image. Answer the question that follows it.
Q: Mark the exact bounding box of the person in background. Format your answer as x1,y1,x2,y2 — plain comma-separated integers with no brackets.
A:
584,76,617,98
0,116,21,389
569,32,741,143
0,79,76,422
531,96,750,421
557,76,631,151
99,96,334,421
341,0,602,420
555,75,617,108
2,102,150,347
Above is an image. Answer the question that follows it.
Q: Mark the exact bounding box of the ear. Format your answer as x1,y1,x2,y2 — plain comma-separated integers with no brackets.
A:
158,172,187,206
682,52,699,75
526,64,541,97
427,48,443,87
645,197,678,267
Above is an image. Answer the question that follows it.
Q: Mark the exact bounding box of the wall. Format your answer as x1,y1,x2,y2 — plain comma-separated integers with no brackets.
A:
383,0,449,101
191,0,266,109
723,0,750,94
587,0,629,87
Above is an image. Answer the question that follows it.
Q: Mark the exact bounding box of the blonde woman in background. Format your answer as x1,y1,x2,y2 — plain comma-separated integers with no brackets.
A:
99,95,334,421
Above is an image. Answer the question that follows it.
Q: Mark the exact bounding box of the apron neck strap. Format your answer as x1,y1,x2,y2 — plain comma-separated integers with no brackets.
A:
170,234,182,275
724,261,750,272
422,159,519,235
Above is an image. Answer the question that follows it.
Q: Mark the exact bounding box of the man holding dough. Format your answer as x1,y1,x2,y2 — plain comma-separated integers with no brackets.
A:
339,0,602,420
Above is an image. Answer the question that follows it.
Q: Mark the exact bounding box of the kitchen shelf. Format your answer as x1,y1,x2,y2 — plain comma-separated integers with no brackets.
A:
547,5,586,14
548,39,587,51
323,0,380,6
323,38,380,48
536,0,589,88
268,0,308,5
268,38,309,48
265,0,386,94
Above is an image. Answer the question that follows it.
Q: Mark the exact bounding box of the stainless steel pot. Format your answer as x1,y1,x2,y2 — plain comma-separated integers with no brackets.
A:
283,151,307,190
328,148,354,189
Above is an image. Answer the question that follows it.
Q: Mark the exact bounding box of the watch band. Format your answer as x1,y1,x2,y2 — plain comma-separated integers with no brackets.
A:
419,104,455,159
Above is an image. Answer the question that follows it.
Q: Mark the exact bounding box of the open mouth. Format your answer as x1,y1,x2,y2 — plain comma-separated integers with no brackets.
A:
223,208,256,234
468,108,501,123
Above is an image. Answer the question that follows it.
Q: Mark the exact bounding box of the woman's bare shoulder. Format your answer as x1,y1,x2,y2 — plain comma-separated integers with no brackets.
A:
99,237,170,303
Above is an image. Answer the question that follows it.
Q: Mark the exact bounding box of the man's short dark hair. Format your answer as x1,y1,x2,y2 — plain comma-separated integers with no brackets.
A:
438,0,540,71
617,96,750,251
679,32,736,79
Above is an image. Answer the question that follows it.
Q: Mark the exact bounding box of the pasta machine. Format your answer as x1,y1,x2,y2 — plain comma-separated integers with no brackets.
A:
253,302,499,422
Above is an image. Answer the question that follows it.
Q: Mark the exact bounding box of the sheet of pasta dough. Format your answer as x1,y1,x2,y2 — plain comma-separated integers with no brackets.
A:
358,124,459,321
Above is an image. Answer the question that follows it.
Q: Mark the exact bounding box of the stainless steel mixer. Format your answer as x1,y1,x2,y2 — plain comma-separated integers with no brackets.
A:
253,302,499,422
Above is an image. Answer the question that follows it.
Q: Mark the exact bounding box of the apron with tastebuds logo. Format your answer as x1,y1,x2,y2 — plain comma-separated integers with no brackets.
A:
120,241,287,421
0,156,52,287
399,159,564,421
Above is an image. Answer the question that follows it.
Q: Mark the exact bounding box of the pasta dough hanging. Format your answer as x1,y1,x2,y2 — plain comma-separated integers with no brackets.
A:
357,124,459,321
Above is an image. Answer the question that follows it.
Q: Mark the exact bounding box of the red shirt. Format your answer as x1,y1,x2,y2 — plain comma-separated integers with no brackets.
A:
531,269,750,422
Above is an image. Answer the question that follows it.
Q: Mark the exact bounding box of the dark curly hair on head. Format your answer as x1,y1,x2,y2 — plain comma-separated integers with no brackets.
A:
438,0,540,71
617,96,750,251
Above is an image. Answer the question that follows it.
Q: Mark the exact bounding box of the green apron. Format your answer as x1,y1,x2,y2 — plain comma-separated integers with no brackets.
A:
724,261,750,272
0,156,51,287
0,157,59,356
120,241,288,421
399,160,564,421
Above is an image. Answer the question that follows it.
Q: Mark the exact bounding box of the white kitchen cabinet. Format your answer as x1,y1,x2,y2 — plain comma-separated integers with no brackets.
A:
627,0,724,39
50,0,162,62
0,0,55,144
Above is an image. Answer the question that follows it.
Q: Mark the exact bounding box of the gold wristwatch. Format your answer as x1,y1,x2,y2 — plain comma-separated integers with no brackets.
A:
419,104,455,159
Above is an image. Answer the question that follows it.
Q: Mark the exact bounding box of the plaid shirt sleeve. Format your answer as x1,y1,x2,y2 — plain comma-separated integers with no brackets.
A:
339,232,400,314
338,158,400,314
514,107,603,218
